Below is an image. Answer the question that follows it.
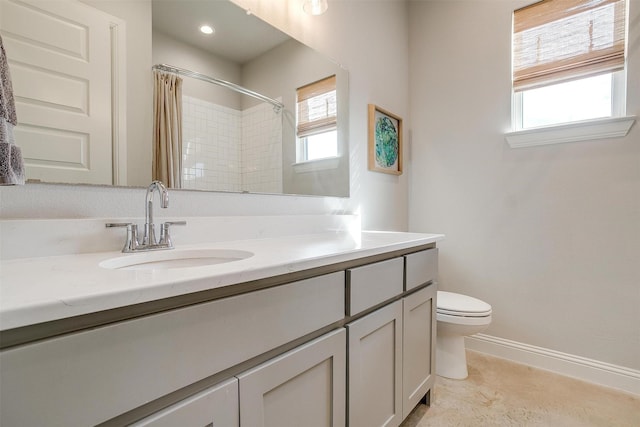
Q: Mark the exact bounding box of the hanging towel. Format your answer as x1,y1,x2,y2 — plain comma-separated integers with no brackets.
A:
0,34,25,185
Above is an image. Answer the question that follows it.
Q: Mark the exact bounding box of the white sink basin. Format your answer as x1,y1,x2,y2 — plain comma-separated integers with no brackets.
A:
99,249,254,271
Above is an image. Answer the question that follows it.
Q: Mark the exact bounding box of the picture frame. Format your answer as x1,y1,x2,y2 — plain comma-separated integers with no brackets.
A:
368,104,403,175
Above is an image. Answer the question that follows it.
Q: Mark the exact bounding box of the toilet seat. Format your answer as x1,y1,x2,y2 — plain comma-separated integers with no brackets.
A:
436,311,492,326
437,291,492,317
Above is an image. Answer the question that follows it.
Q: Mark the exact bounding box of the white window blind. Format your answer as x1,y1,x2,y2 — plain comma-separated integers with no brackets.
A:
513,0,626,92
296,75,337,137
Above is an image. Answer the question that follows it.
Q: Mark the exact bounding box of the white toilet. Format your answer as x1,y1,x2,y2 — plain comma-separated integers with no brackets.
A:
436,291,492,380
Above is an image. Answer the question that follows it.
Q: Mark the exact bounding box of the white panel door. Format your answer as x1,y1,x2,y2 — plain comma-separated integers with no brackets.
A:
0,0,114,184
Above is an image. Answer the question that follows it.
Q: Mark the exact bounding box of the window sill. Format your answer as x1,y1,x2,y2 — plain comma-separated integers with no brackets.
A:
292,156,340,173
504,116,636,148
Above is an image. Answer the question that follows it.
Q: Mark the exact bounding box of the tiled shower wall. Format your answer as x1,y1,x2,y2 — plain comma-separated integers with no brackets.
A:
181,95,282,193
241,102,283,193
182,96,242,191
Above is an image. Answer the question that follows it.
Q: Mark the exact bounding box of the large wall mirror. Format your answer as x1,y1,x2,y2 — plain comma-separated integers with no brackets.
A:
0,0,349,197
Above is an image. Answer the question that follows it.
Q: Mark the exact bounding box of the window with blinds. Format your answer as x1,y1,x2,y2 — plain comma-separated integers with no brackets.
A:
512,0,628,130
296,75,338,161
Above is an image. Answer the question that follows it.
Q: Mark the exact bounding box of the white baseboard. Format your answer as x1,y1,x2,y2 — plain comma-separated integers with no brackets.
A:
465,334,640,396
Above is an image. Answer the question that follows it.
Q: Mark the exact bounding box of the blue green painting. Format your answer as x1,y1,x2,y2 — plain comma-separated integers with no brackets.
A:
374,115,399,169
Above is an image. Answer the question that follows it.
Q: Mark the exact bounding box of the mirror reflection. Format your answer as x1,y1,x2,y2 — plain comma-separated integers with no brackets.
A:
0,0,349,197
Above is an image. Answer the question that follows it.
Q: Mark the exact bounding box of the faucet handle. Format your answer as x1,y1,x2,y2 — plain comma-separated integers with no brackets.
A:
163,221,187,226
159,221,187,248
105,222,133,228
106,222,139,253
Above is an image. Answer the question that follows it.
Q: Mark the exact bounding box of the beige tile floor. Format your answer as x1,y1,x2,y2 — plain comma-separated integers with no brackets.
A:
401,350,640,427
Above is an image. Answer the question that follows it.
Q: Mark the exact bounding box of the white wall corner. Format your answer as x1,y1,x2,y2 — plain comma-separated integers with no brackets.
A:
504,116,636,148
466,333,640,397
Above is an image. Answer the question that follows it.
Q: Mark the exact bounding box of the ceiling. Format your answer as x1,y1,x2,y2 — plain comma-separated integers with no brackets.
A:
152,0,291,64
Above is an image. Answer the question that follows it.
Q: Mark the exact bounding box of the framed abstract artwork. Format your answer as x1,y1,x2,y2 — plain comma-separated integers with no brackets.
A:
368,104,403,175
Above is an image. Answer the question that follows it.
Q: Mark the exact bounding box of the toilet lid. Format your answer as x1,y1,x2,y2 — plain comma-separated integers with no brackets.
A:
437,291,492,317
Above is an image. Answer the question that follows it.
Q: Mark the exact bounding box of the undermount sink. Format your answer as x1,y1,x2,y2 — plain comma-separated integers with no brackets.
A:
99,249,254,271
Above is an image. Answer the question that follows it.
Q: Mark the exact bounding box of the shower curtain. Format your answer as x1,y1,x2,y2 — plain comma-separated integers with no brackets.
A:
153,70,183,188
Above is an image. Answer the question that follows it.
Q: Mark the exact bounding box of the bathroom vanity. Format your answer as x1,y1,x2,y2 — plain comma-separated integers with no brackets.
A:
0,218,442,426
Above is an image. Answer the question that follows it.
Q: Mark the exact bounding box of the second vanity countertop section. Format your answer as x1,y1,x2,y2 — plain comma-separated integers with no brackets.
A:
0,230,444,331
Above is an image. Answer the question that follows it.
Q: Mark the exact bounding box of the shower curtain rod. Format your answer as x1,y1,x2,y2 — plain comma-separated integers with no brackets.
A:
152,63,284,112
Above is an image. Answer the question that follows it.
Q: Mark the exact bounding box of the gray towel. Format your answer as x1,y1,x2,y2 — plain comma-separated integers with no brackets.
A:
0,34,25,185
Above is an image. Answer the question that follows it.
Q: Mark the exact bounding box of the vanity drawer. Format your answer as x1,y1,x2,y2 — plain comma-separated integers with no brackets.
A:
405,248,438,291
131,377,239,427
347,257,404,316
0,272,344,427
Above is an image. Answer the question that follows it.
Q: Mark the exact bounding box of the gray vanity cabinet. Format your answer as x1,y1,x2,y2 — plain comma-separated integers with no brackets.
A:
402,249,438,418
237,328,346,427
347,248,438,427
132,329,346,427
346,290,437,427
0,272,344,426
0,247,438,426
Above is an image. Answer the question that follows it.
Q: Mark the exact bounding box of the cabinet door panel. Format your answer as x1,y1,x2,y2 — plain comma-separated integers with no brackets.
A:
402,285,436,418
348,301,403,427
131,378,238,427
237,328,346,427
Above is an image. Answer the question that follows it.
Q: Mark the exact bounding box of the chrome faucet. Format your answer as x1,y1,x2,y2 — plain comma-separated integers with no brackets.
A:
106,180,186,252
143,180,169,245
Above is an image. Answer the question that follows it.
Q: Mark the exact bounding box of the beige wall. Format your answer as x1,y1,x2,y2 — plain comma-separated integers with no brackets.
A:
408,0,640,370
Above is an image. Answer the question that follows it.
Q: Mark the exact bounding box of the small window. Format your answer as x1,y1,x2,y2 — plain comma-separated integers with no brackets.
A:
512,0,627,131
296,75,337,162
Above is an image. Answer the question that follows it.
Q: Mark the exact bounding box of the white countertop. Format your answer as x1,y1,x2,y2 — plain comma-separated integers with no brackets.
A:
0,231,444,331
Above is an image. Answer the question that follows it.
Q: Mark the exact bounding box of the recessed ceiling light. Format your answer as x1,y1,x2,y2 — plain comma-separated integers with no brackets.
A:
303,0,328,16
199,25,214,35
